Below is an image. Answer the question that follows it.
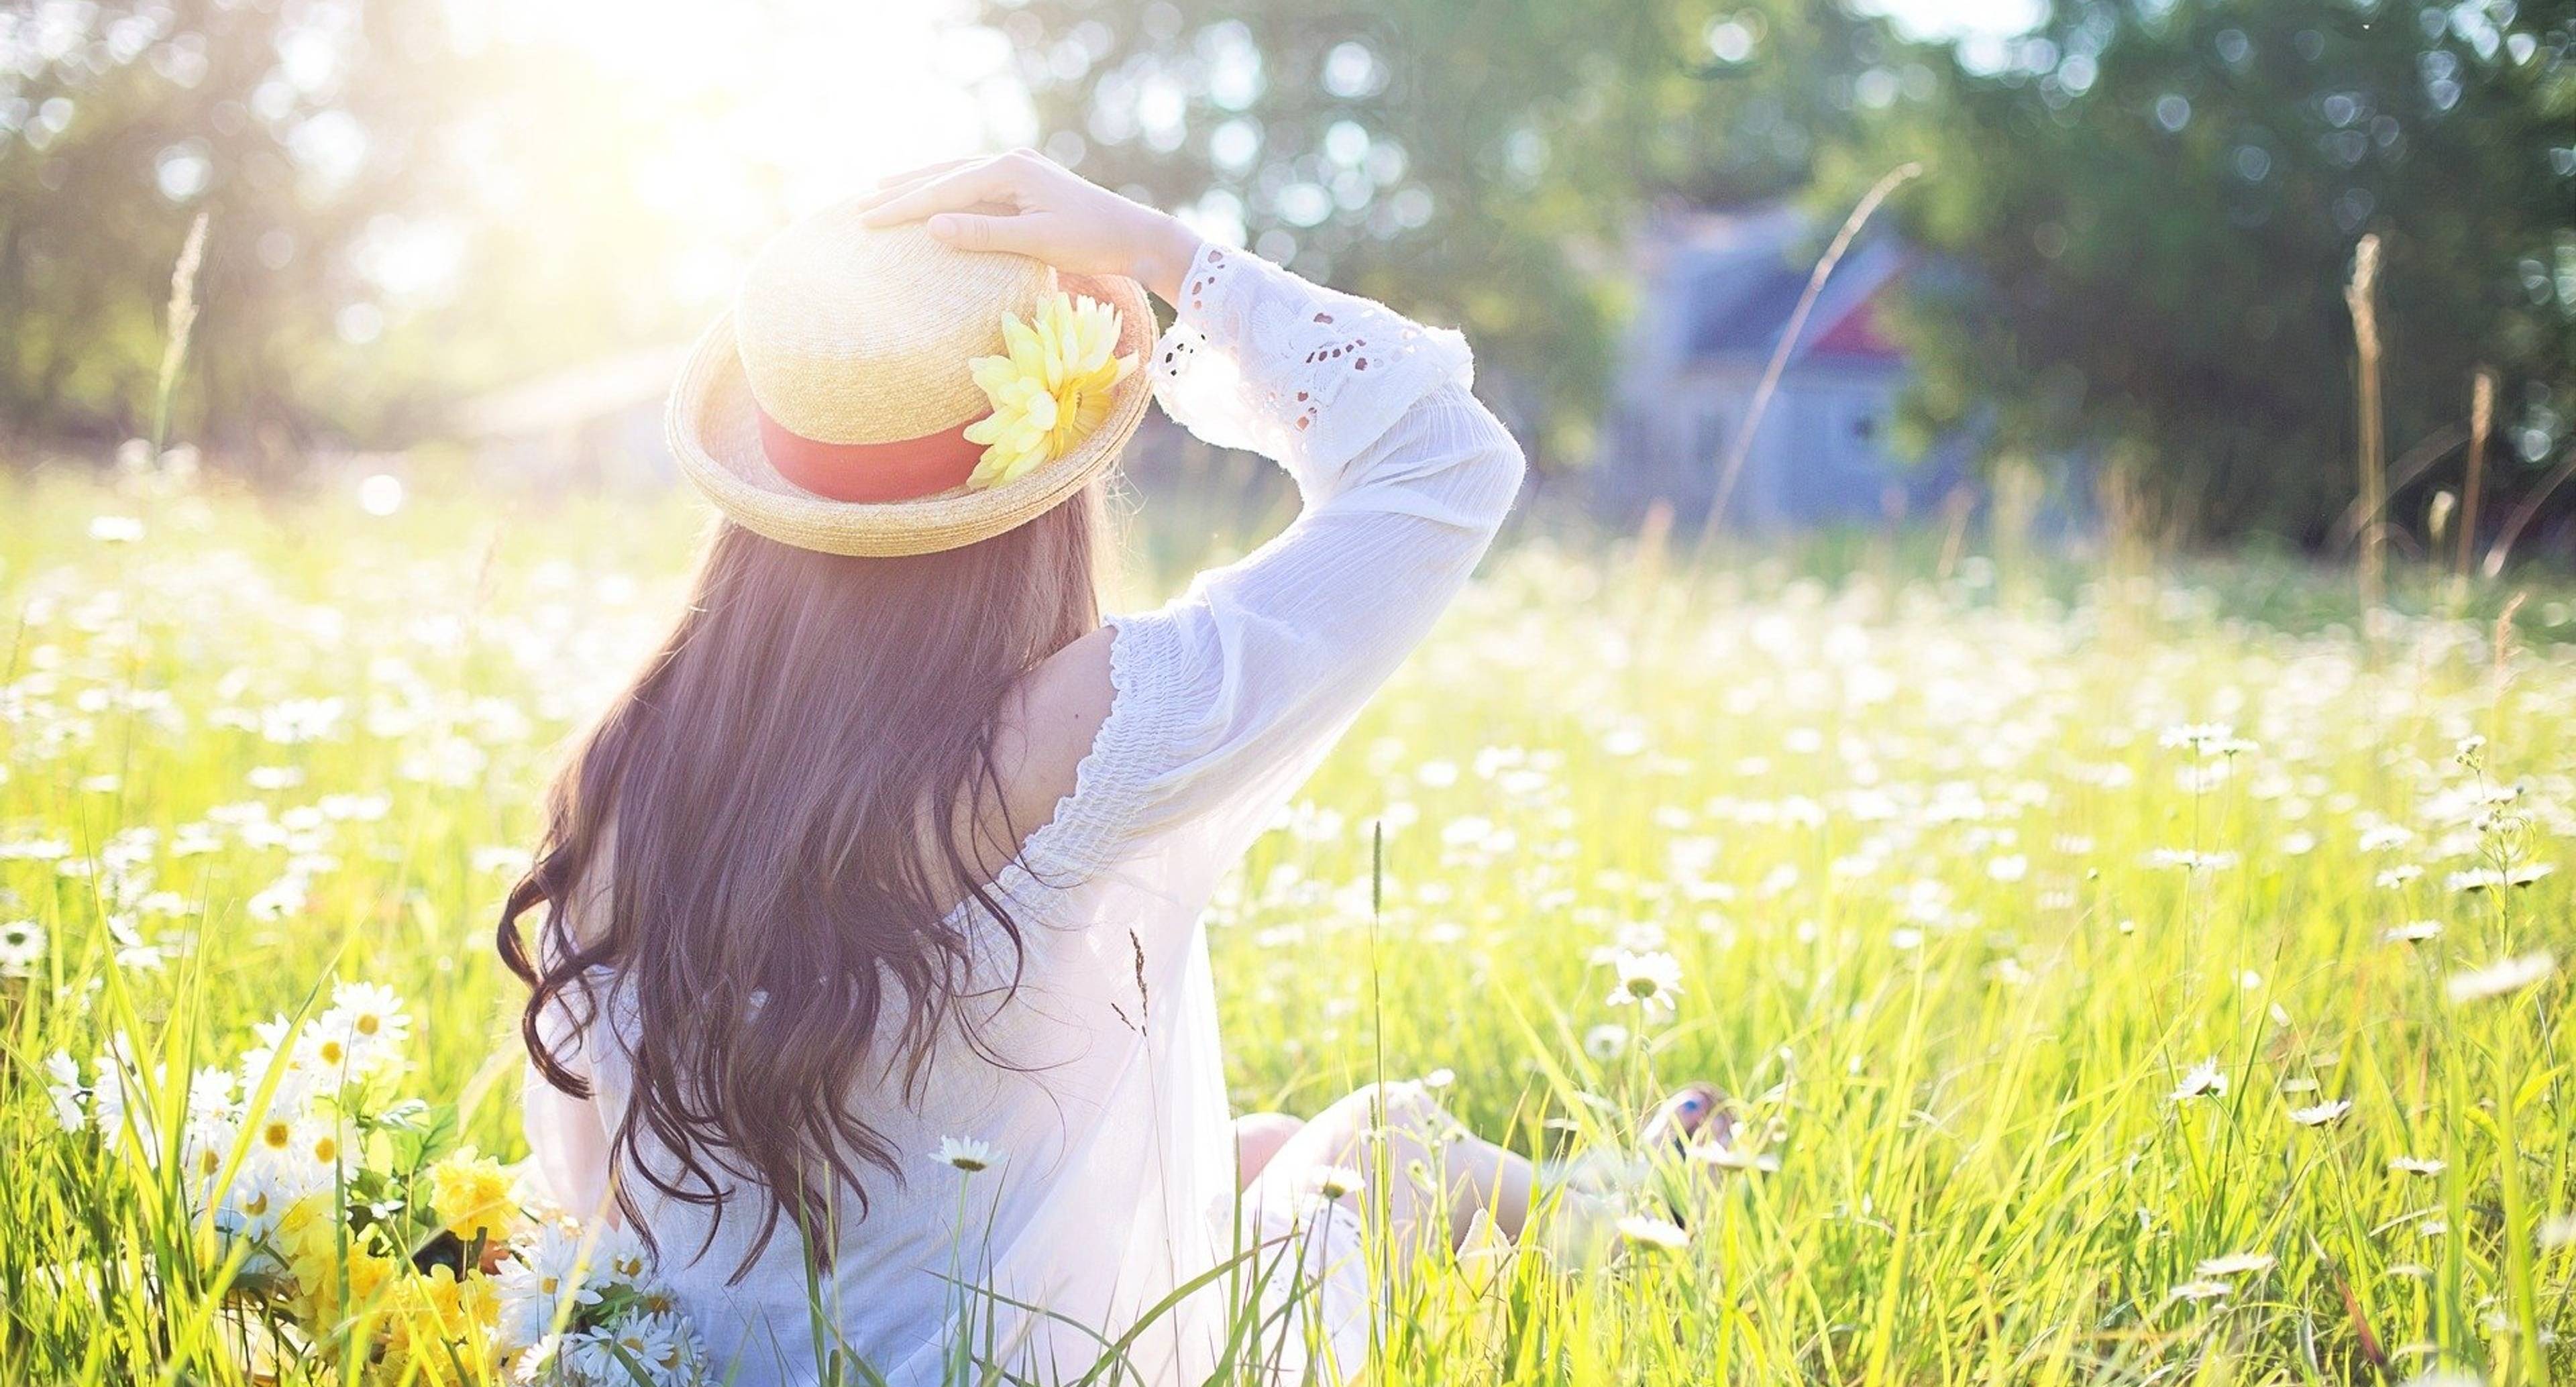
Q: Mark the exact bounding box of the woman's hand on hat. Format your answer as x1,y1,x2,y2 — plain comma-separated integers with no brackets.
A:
856,150,1203,305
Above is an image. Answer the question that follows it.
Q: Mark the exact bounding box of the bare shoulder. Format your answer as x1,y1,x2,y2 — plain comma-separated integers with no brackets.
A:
969,624,1118,875
555,824,618,952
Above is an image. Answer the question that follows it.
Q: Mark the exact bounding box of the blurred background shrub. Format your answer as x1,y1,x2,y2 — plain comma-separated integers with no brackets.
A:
0,0,2568,549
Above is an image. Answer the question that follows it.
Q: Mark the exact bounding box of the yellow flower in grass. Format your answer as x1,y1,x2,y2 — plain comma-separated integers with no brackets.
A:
275,1193,398,1328
381,1264,502,1386
962,292,1134,490
428,1148,520,1245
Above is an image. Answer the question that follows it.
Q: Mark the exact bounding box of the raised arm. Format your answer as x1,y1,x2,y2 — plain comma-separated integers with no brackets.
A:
1104,241,1523,850
861,152,1523,870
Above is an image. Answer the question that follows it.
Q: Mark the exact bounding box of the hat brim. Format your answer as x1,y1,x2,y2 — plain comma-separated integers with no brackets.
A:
666,272,1157,558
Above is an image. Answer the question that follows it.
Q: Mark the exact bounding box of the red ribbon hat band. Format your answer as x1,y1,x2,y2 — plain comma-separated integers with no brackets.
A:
755,406,985,504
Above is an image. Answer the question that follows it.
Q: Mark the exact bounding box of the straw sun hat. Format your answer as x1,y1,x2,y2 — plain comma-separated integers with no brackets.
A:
666,202,1156,557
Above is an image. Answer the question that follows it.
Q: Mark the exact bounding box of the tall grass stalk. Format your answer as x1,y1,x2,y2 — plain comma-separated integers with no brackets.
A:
2482,445,2576,580
2333,423,2467,555
149,213,211,460
2345,234,2386,643
2461,368,2494,579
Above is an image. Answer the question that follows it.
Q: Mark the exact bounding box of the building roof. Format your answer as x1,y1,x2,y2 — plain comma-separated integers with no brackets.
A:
1656,202,1911,368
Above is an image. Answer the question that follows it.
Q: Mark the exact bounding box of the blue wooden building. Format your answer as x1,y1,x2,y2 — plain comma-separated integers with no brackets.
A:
1593,202,1972,529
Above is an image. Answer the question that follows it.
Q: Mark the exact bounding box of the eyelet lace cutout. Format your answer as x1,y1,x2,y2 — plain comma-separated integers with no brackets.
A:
1151,244,1474,482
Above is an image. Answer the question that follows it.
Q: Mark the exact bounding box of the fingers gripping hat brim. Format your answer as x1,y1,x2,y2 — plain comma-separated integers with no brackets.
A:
667,271,1156,558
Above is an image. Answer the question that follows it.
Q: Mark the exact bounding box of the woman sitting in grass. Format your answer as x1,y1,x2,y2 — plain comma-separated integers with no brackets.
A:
498,151,1721,1385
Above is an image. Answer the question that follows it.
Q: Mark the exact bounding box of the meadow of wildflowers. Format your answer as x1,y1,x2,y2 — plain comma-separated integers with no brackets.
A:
1,469,2569,1384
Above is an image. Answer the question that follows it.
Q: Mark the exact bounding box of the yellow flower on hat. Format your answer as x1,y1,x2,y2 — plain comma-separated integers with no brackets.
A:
963,292,1134,491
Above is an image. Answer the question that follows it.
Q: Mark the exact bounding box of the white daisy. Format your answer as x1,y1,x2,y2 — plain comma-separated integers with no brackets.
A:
593,1221,655,1290
238,1019,329,1119
42,1050,85,1132
186,1064,238,1127
2289,1099,2353,1128
1582,1023,1630,1062
2444,952,2557,1005
2357,824,2413,852
930,1135,1002,1174
284,1115,350,1173
562,1309,702,1384
2446,864,2555,893
87,1038,150,1142
213,1157,318,1261
627,1307,708,1378
496,1220,606,1353
2158,723,2235,754
1690,1142,1781,1173
557,1326,631,1384
176,1065,241,1201
318,981,411,1074
1307,1166,1366,1201
0,919,44,977
1604,948,1684,1018
2389,1156,2447,1177
2194,1250,2275,1278
1615,1214,1689,1251
2169,1059,2229,1102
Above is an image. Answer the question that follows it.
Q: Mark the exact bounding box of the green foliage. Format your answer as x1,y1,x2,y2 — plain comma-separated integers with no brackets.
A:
0,1,749,469
1852,0,2576,542
6,0,2571,549
0,0,467,459
983,0,1901,462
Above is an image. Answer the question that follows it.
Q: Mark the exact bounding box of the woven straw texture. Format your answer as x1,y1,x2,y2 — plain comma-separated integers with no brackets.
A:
738,217,1057,444
669,228,1155,558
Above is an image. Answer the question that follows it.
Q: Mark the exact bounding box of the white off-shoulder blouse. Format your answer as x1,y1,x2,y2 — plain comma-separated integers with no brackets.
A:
524,242,1526,1386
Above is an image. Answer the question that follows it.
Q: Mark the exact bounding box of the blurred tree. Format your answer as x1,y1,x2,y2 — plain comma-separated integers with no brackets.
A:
0,0,731,474
1857,0,2576,545
0,0,466,466
981,0,1903,463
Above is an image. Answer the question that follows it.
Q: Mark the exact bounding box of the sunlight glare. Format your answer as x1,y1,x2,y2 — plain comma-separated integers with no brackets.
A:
443,0,1028,301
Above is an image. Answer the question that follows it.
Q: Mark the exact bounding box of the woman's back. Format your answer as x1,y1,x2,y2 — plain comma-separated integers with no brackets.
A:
515,173,1523,1384
553,782,1241,1383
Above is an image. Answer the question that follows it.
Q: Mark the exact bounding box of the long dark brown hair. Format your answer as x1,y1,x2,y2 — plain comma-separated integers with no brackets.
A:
498,493,1101,1274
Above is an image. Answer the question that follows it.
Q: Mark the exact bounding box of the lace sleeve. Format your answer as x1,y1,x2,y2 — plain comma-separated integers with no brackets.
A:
1149,243,1476,496
1020,245,1522,884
